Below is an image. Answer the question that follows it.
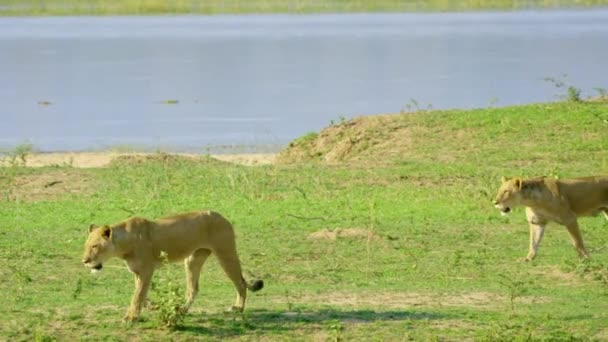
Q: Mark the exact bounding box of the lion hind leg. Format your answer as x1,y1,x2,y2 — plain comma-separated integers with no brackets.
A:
215,247,248,312
565,221,590,259
183,248,212,313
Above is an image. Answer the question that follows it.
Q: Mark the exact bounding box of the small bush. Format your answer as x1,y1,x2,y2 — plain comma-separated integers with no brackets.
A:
567,86,581,102
149,253,187,329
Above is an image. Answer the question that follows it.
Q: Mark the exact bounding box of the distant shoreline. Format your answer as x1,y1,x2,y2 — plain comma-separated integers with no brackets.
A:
0,151,276,167
2,0,608,16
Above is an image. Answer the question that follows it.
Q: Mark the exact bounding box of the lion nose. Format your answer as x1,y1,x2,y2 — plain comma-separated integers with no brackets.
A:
83,257,91,264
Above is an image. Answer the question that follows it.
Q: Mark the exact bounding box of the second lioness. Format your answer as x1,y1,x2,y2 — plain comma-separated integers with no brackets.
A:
493,176,608,261
82,210,263,322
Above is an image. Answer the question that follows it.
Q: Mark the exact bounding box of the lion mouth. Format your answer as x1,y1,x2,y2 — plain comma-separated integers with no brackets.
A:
92,263,103,270
494,203,511,215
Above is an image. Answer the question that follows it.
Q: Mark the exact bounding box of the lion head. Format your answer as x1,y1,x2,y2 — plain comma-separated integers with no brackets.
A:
493,177,524,215
82,225,115,272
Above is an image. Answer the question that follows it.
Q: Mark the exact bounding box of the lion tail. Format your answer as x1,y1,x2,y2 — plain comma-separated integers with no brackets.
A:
244,277,264,292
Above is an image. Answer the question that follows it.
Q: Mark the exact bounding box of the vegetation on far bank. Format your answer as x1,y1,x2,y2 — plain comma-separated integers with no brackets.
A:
1,0,608,16
1,100,607,340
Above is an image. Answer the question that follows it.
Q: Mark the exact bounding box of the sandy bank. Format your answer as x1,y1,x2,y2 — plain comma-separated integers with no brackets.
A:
1,152,276,168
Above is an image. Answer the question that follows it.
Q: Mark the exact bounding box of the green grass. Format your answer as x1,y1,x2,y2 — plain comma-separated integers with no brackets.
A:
1,101,608,340
1,0,608,16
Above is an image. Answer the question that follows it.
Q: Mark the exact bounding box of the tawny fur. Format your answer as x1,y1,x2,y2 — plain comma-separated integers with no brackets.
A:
82,210,263,322
493,176,608,261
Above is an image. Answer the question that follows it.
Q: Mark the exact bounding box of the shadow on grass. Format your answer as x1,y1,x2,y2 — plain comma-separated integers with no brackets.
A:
176,308,451,337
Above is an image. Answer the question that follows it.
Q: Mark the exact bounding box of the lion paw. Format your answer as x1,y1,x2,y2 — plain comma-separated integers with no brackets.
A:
521,256,534,262
225,306,244,314
123,314,140,323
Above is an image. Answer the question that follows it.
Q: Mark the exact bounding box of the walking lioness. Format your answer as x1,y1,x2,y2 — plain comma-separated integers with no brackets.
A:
82,210,263,322
493,176,608,261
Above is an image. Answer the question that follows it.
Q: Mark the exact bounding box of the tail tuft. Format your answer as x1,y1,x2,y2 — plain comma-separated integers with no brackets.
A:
248,279,264,292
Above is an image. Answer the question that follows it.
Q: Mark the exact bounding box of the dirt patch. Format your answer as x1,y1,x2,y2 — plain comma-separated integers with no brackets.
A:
282,291,547,310
307,228,380,241
430,319,478,331
531,266,581,286
6,170,97,202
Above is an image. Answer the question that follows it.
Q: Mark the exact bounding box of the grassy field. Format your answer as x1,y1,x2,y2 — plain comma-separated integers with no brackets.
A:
1,0,608,16
1,100,608,340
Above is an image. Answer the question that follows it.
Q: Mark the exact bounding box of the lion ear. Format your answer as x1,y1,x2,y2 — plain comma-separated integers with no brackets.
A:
514,178,523,190
501,176,509,183
88,224,98,233
101,225,111,240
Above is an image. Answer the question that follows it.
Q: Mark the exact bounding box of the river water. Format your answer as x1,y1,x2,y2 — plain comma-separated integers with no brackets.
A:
1,10,607,152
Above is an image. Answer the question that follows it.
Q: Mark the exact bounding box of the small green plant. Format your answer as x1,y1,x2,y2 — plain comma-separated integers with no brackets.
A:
8,264,33,300
7,143,34,166
401,98,420,112
284,290,294,311
567,86,581,102
325,319,344,342
149,253,187,329
543,75,582,102
593,87,607,98
72,278,83,300
33,326,57,342
498,274,531,315
330,115,347,126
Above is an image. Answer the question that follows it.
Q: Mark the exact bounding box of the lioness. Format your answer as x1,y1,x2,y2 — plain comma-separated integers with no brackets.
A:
493,176,608,261
82,210,263,322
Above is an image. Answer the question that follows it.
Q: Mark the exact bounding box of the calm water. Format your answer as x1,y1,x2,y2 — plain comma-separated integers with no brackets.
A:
1,10,607,152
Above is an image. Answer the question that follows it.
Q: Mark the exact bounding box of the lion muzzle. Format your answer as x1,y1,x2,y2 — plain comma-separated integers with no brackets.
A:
494,203,511,216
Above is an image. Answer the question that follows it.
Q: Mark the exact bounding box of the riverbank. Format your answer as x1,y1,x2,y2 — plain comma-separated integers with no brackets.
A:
0,151,276,167
2,0,608,16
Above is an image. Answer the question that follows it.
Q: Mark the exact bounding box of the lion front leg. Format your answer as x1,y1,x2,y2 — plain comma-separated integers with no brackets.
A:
124,268,153,322
525,222,545,261
524,208,547,261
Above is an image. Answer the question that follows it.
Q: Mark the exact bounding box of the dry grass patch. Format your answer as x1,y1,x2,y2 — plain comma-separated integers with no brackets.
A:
277,291,541,310
277,114,418,164
109,152,201,166
276,111,479,165
6,170,97,202
307,228,380,241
